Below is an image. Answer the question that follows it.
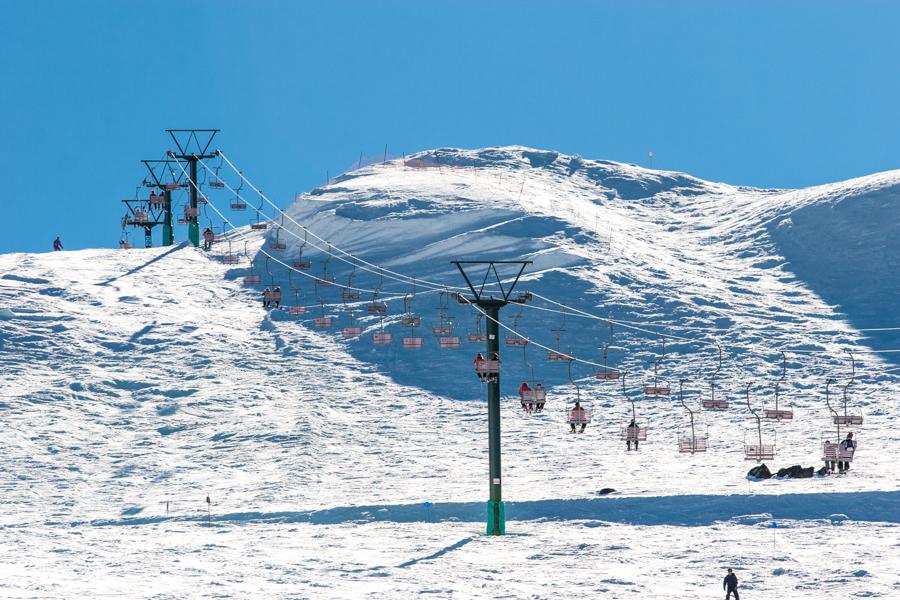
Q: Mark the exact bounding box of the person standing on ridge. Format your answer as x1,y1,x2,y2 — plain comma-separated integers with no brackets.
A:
723,568,739,599
53,236,63,251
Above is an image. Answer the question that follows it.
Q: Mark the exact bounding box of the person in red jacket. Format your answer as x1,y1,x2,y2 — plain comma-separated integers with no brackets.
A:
519,381,533,412
473,353,486,381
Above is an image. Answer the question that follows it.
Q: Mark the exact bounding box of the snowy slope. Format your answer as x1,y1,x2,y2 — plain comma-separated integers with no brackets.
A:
2,147,900,598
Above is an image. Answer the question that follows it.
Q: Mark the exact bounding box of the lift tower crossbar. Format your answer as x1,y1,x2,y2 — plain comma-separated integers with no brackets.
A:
452,260,532,536
166,129,219,247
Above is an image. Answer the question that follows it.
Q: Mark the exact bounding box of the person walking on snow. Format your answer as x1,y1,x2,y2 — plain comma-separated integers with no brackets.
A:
723,568,739,599
53,236,63,251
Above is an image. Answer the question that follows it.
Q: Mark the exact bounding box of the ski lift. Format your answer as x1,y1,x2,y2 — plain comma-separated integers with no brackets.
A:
677,380,709,454
830,352,863,426
439,335,461,349
367,270,387,313
341,301,362,338
618,372,648,449
518,343,546,412
317,244,337,285
313,301,332,328
132,209,149,224
595,325,621,380
401,293,421,327
432,291,453,335
184,205,199,218
547,306,573,362
209,156,226,188
701,342,729,410
505,313,528,346
467,314,488,343
223,240,240,264
230,176,247,210
243,260,261,285
148,187,165,208
744,383,776,462
372,317,392,345
293,230,312,269
643,337,670,397
270,226,287,250
474,354,500,381
565,362,591,432
764,351,794,420
286,274,307,315
341,266,361,300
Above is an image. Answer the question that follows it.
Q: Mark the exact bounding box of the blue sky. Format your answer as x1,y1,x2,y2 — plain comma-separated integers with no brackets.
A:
3,1,899,253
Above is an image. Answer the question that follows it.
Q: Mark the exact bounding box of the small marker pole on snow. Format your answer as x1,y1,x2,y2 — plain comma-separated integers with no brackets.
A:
206,495,211,527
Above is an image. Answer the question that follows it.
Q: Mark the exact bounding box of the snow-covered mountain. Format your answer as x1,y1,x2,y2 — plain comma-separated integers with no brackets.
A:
2,146,898,598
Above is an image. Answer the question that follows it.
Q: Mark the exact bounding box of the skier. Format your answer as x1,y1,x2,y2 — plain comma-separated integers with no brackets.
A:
534,383,545,412
519,381,533,412
839,432,855,473
52,236,63,251
487,351,500,382
202,228,215,251
262,288,272,308
473,353,486,382
570,401,587,433
723,568,739,600
273,286,282,308
627,418,640,451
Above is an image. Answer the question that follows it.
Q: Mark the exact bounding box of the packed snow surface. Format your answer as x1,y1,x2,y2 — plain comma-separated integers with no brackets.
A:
2,146,899,597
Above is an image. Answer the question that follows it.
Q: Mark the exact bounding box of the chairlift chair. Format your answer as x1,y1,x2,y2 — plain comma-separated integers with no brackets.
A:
313,301,332,328
595,330,621,380
439,335,461,349
701,343,730,410
618,373,649,449
209,157,226,188
676,380,709,454
372,316,392,345
547,307,574,361
270,227,287,250
744,383,776,462
764,351,794,420
831,353,864,426
223,240,240,264
468,314,487,343
565,363,591,432
518,343,546,412
505,314,529,346
164,182,181,191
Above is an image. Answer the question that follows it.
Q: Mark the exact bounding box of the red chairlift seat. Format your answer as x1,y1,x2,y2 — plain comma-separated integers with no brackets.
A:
367,304,387,314
468,333,487,343
223,254,240,264
177,218,188,225
432,325,453,335
209,181,225,189
342,326,363,338
243,274,261,284
287,306,307,316
250,223,268,230
373,332,393,345
474,360,500,375
184,207,199,218
505,338,528,346
678,436,709,453
834,415,863,425
342,290,361,300
133,211,149,224
566,408,592,425
231,201,248,210
149,194,164,207
317,277,336,285
644,385,671,397
822,441,856,463
595,370,620,380
764,409,794,420
164,183,181,191
120,242,134,250
402,316,421,327
197,196,208,204
744,444,776,461
548,351,573,361
439,336,461,349
313,317,332,328
702,398,730,410
402,336,424,349
270,241,287,250
293,260,312,269
520,389,547,403
621,425,648,442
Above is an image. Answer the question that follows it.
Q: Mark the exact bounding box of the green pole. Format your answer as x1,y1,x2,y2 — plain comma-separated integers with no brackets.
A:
162,189,173,246
485,302,504,535
188,158,200,247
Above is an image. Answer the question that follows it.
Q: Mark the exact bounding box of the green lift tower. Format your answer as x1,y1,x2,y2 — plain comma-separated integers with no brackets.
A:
166,129,220,248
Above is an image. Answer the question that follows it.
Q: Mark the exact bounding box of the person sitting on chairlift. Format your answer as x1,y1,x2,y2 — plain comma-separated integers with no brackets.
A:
627,418,639,451
273,286,282,309
534,383,545,412
487,352,500,382
262,288,272,308
473,353,486,382
202,228,215,251
570,401,587,433
839,432,855,473
519,381,533,412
